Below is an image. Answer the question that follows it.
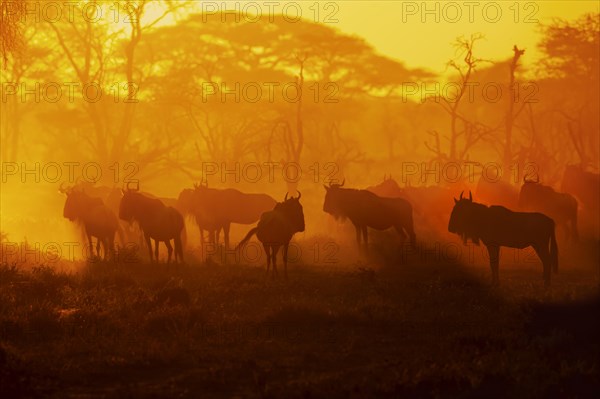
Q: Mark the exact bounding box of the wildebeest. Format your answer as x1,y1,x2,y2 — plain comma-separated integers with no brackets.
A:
68,181,141,246
177,186,224,245
519,177,579,242
119,183,185,263
237,192,305,278
474,175,519,209
181,183,277,248
60,183,121,260
448,192,558,287
325,180,416,251
561,165,599,214
367,176,455,230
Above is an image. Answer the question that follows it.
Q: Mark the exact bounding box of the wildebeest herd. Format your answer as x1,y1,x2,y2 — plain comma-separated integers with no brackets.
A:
60,165,599,286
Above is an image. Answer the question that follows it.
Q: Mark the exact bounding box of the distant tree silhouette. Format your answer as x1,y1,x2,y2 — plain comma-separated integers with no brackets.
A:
0,0,25,63
539,13,600,169
425,34,496,167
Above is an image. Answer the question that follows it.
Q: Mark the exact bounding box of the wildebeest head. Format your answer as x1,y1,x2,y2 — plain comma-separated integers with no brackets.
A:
561,165,599,210
60,183,101,221
322,179,346,218
177,188,195,214
119,182,141,222
276,192,305,233
367,175,403,198
189,181,210,205
448,191,481,244
518,175,551,209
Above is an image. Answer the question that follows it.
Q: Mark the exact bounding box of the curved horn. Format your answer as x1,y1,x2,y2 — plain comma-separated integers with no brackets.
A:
340,178,345,187
284,192,289,201
126,181,140,192
59,182,68,194
469,191,472,201
459,191,464,200
296,190,301,200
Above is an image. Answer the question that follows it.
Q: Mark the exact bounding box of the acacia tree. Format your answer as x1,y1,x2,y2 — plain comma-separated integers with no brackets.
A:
42,1,189,181
538,13,600,169
0,0,26,63
425,34,496,166
0,25,54,162
503,45,526,175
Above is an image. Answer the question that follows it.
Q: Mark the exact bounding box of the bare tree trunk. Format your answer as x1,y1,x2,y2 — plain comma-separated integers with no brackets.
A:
503,46,525,178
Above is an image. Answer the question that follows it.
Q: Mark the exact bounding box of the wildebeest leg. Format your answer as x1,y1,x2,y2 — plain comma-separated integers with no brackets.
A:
362,226,369,254
86,230,94,259
533,244,551,288
282,243,289,280
165,240,173,264
354,225,361,247
144,233,153,262
486,244,500,286
263,243,271,274
174,234,184,264
394,226,407,247
100,238,107,261
107,236,116,262
95,238,101,260
154,239,160,262
223,223,231,249
272,245,281,279
199,227,204,245
407,227,416,249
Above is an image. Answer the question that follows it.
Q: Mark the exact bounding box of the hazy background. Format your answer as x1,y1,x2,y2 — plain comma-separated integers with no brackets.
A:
1,0,598,257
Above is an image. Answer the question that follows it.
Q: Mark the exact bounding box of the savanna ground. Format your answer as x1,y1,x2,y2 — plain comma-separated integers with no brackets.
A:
1,234,599,398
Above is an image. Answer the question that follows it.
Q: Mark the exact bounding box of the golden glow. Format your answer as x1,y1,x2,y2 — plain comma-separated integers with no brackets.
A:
1,0,598,257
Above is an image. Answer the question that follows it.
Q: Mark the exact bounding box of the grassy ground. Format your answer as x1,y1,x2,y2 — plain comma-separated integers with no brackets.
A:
1,237,599,398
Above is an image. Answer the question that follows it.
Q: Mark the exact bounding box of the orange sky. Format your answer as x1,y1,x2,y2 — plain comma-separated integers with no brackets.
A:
170,0,598,73
335,0,599,71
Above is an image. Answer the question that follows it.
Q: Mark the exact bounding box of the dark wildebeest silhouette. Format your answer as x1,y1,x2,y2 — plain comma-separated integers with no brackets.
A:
448,191,558,287
325,179,416,251
183,183,277,248
475,175,519,209
60,183,122,260
69,181,141,246
177,186,224,246
119,183,185,263
237,192,305,278
519,177,579,242
367,175,454,229
561,165,599,215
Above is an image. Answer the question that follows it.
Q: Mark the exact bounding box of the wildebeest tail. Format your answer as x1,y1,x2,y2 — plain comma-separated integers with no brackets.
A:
550,224,558,273
236,227,258,250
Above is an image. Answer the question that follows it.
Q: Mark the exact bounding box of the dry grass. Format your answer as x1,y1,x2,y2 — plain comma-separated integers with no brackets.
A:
1,236,599,398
